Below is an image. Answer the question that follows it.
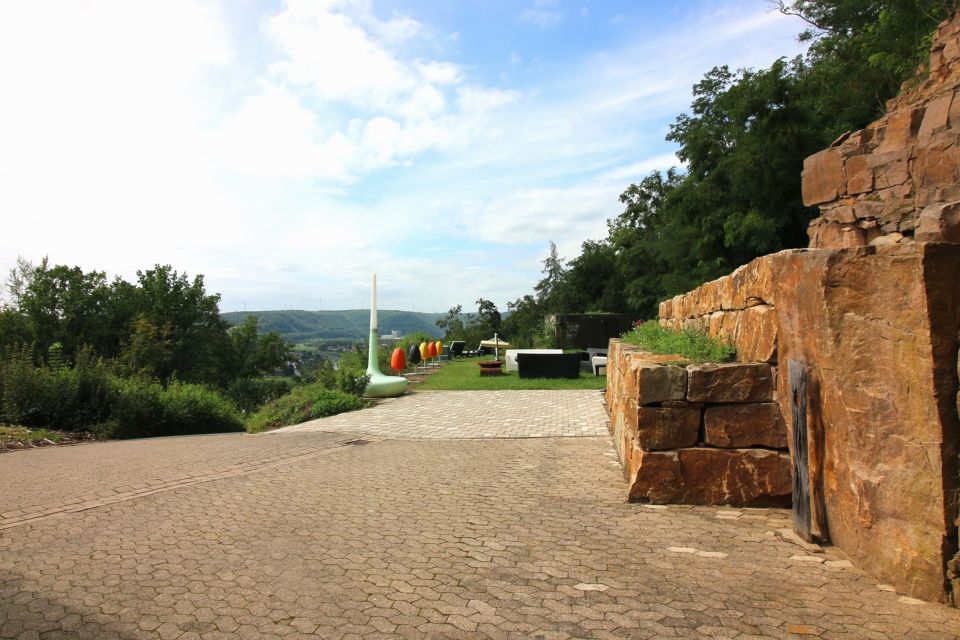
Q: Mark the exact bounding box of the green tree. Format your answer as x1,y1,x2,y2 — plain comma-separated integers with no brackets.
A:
499,295,545,348
118,314,173,379
228,315,290,379
435,304,465,341
132,265,232,384
16,263,115,361
534,241,566,312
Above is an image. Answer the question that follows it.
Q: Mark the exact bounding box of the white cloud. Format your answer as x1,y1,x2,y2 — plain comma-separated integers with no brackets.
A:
456,153,679,255
0,1,812,314
518,9,563,28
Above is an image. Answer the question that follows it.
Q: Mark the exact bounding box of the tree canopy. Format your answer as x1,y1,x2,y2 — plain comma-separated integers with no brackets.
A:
1,258,290,386
504,0,956,322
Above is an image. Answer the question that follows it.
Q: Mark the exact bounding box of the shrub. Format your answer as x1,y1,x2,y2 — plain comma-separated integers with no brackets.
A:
337,342,392,374
335,369,370,397
0,345,111,430
101,377,243,439
246,382,367,433
621,320,736,363
224,377,296,413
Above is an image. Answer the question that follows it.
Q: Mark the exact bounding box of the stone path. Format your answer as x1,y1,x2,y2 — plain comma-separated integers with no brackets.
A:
278,390,610,439
1,391,959,639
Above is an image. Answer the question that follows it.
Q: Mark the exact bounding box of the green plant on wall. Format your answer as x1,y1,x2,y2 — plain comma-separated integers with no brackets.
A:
621,320,735,363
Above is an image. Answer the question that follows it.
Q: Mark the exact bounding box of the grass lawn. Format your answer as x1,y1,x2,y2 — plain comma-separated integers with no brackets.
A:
413,358,607,391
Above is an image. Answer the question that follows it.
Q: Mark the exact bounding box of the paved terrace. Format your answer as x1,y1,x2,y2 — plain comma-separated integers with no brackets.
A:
1,390,958,639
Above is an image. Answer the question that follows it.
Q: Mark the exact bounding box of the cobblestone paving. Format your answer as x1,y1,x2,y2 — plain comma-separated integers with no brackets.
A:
2,393,960,639
277,390,610,439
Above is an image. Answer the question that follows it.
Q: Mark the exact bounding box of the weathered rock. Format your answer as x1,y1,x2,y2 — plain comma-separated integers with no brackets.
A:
636,363,687,406
636,407,701,450
808,220,868,249
876,108,922,153
774,243,960,602
686,363,774,403
918,92,953,140
869,232,905,246
733,304,777,363
703,403,787,449
628,448,791,506
913,139,958,187
845,155,873,194
915,201,960,242
801,15,960,245
802,148,845,206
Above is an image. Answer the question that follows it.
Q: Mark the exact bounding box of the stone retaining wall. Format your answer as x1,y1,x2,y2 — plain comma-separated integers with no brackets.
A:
607,341,791,507
649,243,960,604
610,12,960,603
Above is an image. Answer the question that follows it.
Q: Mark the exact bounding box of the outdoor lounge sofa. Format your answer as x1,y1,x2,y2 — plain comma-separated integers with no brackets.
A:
516,352,581,379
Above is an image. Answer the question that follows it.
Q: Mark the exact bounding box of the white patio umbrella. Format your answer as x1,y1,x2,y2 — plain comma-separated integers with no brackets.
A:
479,333,511,360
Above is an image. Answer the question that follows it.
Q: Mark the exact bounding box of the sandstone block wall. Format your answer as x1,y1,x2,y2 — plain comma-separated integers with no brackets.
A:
658,250,802,363
655,243,960,604
804,13,960,249
607,341,791,507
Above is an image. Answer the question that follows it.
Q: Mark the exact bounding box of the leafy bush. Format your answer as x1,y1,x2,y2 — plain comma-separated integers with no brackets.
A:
245,382,367,433
335,370,370,397
102,377,242,439
621,320,735,363
224,377,295,413
0,345,111,430
337,342,391,374
0,345,242,438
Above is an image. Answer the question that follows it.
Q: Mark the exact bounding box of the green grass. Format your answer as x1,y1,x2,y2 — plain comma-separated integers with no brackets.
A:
246,382,369,433
620,320,735,363
0,425,62,443
414,358,607,391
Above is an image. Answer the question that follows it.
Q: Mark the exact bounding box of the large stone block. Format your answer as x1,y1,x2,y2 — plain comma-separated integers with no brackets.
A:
845,154,873,195
774,243,960,602
733,304,777,363
915,201,960,242
802,147,845,206
704,403,787,449
876,107,922,153
686,363,774,403
628,448,791,506
636,406,701,450
636,363,687,406
918,92,953,140
913,139,958,187
870,149,912,189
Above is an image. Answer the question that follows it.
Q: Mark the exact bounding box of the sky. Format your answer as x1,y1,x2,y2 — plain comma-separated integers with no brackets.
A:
0,0,809,314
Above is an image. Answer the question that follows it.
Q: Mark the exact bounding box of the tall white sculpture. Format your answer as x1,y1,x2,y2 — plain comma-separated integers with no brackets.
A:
364,274,408,398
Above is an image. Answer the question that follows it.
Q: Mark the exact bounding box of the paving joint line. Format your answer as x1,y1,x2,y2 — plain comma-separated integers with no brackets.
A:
0,436,379,531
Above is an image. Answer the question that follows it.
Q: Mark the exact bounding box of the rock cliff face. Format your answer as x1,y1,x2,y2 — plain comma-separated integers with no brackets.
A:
804,13,960,248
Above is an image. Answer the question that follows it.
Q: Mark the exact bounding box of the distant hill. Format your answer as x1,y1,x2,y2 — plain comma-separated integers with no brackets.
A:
221,309,443,344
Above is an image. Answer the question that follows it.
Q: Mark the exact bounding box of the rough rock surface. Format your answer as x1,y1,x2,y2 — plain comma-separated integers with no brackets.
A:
627,448,791,506
772,243,960,602
653,243,960,602
803,12,960,248
636,407,701,450
636,363,688,406
704,403,787,449
687,363,774,403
